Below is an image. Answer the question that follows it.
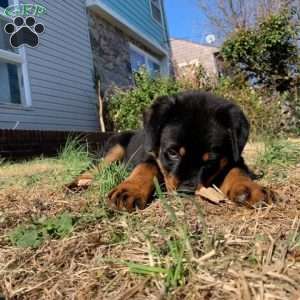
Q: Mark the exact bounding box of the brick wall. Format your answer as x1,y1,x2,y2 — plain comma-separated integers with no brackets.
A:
0,130,112,159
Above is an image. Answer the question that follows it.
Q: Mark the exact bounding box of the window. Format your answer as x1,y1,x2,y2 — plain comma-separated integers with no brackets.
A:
148,58,160,75
150,0,162,25
129,44,161,77
0,17,13,51
0,0,9,8
0,2,25,105
0,63,21,104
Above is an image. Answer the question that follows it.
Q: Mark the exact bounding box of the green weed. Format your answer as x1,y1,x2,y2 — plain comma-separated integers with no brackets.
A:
96,162,130,197
124,261,168,276
58,137,92,183
9,213,74,248
257,139,300,168
255,139,300,181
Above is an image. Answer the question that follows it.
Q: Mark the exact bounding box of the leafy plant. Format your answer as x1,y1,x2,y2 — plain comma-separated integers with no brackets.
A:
221,10,299,91
108,69,182,131
10,213,74,248
214,77,283,138
257,138,300,168
255,138,300,181
175,63,215,91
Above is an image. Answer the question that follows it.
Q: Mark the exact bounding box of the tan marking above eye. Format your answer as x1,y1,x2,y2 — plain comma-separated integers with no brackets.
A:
179,147,186,157
202,152,210,161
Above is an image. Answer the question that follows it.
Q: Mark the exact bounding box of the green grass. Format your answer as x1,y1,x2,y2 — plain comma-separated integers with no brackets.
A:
256,138,300,180
257,139,300,167
9,213,74,248
95,161,130,197
0,137,94,189
57,137,93,183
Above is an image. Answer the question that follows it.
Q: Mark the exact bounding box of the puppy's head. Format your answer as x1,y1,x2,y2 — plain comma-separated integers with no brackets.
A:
143,92,249,192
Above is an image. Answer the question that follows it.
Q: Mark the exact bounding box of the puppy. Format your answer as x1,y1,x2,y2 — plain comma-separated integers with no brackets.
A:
69,91,271,212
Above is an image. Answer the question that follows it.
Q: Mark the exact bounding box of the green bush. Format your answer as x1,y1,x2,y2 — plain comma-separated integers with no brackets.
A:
221,10,299,91
213,77,283,138
107,69,298,138
108,70,182,131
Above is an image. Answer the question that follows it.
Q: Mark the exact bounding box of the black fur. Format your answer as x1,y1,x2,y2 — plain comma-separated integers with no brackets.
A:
103,91,253,191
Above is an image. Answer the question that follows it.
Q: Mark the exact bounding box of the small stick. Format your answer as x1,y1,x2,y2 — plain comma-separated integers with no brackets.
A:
97,79,106,132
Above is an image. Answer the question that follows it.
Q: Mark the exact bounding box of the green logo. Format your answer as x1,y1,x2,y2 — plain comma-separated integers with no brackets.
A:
3,4,47,18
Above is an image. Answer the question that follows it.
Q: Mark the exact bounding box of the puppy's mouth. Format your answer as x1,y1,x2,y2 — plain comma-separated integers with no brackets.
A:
176,182,198,194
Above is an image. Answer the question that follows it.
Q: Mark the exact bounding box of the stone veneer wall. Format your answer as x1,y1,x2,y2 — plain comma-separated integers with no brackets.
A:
88,11,133,90
88,11,165,91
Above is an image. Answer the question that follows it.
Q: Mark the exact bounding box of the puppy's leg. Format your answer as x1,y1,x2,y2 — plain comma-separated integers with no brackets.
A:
220,168,272,207
108,162,159,212
66,144,125,191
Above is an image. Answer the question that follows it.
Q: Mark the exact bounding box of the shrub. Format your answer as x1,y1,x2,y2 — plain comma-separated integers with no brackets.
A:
221,10,299,91
175,63,215,91
108,70,182,131
214,77,284,138
107,71,298,138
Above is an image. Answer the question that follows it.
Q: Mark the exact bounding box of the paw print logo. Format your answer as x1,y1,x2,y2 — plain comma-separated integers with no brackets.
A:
4,16,45,48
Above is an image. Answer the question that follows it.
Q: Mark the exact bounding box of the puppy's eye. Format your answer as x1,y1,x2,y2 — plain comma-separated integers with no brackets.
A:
166,148,180,161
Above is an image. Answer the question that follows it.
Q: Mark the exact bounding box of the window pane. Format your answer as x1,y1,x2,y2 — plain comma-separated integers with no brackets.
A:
148,59,160,77
130,48,146,73
0,18,13,51
0,0,9,8
151,1,162,24
151,0,160,7
0,62,21,104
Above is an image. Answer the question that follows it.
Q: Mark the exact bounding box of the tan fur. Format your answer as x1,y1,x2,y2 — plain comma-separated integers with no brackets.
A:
103,144,125,164
179,147,186,157
156,159,180,192
108,163,159,212
220,168,268,207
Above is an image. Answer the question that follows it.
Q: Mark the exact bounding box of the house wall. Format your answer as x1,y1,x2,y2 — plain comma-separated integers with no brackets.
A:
88,10,167,90
88,11,133,90
171,39,219,78
94,0,167,49
0,0,99,132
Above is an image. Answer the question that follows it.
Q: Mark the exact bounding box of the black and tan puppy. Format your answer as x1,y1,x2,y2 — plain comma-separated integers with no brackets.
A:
69,91,271,212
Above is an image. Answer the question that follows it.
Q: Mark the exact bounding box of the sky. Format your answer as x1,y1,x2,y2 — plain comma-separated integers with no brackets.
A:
164,0,213,44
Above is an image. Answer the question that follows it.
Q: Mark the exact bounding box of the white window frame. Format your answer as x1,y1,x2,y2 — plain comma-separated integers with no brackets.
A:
129,43,161,76
149,0,163,26
0,0,32,107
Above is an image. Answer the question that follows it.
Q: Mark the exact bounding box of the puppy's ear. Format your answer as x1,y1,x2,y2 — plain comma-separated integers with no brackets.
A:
216,104,250,162
143,95,176,154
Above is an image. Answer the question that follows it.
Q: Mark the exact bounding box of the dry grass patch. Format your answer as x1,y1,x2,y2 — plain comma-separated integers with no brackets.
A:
0,139,299,299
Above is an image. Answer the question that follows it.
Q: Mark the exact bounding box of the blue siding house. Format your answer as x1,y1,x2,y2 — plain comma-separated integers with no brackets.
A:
0,0,170,132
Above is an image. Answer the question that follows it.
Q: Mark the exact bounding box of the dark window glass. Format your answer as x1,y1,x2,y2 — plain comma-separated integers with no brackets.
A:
148,59,161,77
0,18,13,51
151,0,162,24
0,0,9,8
129,48,146,73
0,63,21,104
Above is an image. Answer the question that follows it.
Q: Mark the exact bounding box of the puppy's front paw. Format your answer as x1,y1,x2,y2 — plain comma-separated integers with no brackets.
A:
108,180,149,212
65,174,93,192
229,182,274,208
